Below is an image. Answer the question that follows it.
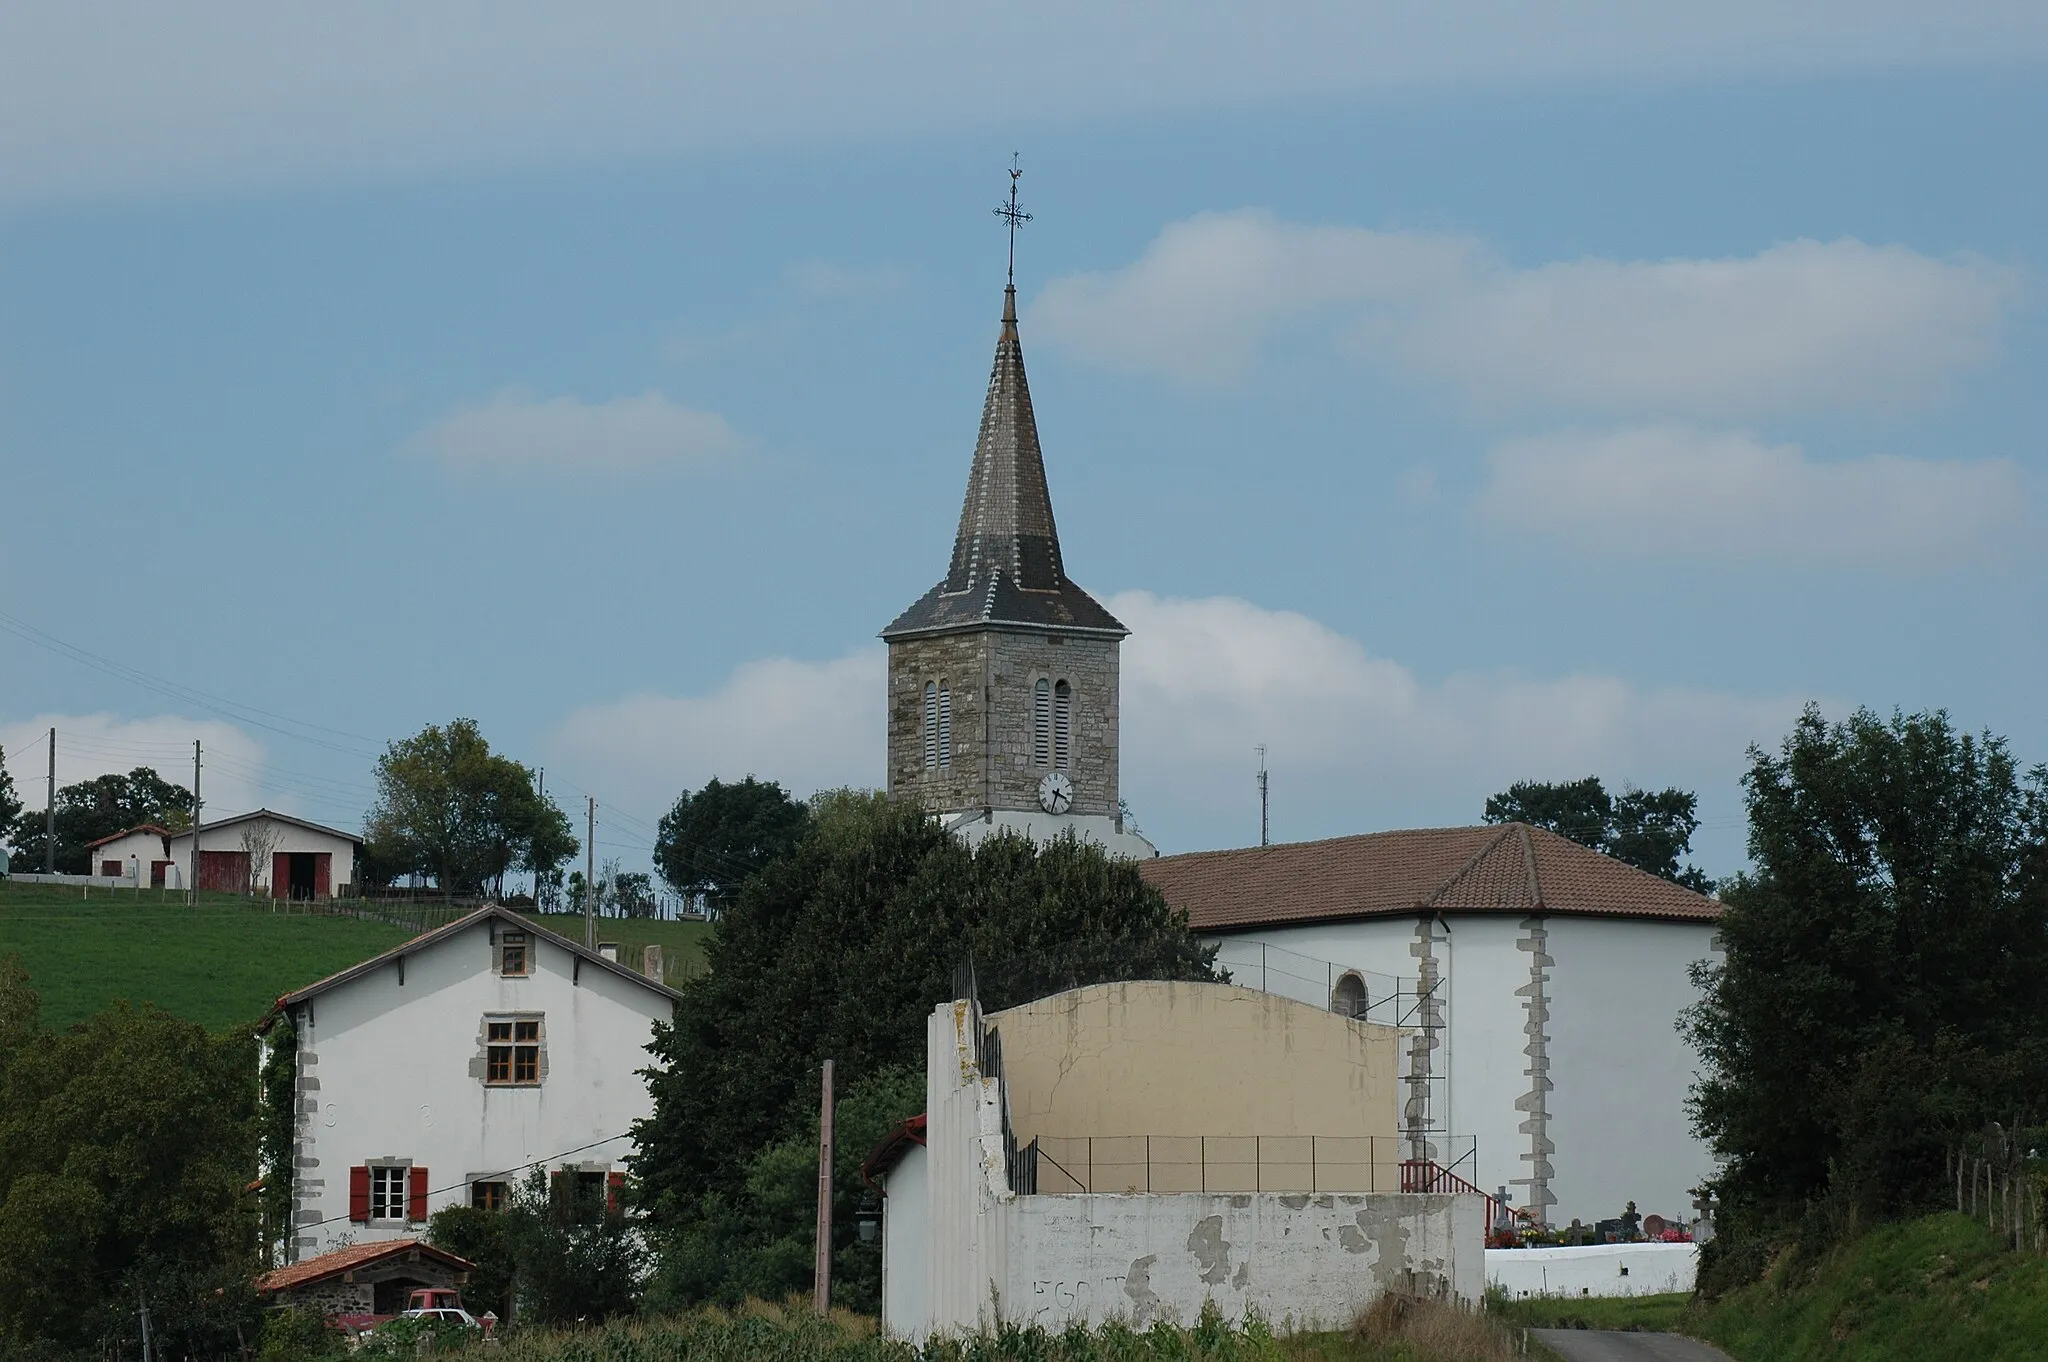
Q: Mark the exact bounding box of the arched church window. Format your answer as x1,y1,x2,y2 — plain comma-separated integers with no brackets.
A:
937,682,951,769
1053,680,1072,771
923,682,938,770
1033,678,1051,766
1331,973,1369,1020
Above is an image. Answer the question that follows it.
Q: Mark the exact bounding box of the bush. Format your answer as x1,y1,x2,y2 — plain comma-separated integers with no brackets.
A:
258,1307,345,1362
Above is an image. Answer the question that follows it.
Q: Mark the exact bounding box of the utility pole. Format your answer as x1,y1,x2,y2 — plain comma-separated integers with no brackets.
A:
813,1058,836,1315
535,768,545,903
1256,745,1269,848
189,740,202,906
584,795,596,950
44,728,55,873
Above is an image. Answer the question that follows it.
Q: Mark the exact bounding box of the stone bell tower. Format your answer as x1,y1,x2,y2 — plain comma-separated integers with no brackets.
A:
880,274,1153,859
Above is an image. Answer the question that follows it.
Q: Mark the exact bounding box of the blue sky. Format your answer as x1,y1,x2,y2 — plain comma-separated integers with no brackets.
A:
3,5,2045,875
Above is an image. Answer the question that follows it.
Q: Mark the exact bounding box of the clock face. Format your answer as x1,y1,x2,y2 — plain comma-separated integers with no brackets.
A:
1037,771,1074,815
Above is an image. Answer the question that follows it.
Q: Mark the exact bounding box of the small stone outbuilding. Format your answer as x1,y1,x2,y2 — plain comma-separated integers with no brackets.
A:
255,1238,473,1322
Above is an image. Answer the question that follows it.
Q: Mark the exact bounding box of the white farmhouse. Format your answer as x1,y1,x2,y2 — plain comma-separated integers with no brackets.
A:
169,809,363,899
265,905,677,1262
1142,824,1723,1231
83,824,179,886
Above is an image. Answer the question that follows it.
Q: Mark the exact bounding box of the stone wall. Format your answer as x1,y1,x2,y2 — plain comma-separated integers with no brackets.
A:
887,628,1122,820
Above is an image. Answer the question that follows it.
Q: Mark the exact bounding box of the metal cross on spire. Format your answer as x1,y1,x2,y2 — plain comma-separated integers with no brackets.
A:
994,153,1032,287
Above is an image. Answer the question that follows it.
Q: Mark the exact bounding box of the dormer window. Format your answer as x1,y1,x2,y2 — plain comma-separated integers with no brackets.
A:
499,930,530,977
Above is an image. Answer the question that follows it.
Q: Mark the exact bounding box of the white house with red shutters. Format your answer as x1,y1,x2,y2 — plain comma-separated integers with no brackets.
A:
263,905,677,1262
82,824,180,886
168,809,362,898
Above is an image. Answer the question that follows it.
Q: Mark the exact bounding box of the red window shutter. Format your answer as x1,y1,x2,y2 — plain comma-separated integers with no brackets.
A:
348,1166,370,1223
408,1166,430,1222
607,1171,624,1215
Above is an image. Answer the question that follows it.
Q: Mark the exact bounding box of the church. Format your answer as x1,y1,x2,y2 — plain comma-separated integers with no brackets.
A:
881,256,1721,1230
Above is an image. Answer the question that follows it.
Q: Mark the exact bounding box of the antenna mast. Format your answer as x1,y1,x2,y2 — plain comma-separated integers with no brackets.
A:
1257,746,1269,847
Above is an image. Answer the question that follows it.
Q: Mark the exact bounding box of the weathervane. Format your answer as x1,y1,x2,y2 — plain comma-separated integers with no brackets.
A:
994,153,1032,287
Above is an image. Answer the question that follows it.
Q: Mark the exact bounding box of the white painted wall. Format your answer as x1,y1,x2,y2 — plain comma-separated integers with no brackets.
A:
1543,917,1719,1223
86,829,173,882
881,1144,929,1333
885,1000,1483,1341
170,816,359,895
959,810,1158,860
1202,915,1720,1228
287,918,672,1258
1486,1243,1698,1299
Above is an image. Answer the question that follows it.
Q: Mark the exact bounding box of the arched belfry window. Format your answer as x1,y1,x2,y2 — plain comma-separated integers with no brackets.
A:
1033,678,1051,766
922,682,938,771
1332,973,1369,1020
936,682,951,769
1053,680,1072,771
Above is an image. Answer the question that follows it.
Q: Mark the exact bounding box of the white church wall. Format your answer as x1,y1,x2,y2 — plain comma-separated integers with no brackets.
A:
1486,1243,1699,1299
1542,917,1720,1226
1201,914,1720,1227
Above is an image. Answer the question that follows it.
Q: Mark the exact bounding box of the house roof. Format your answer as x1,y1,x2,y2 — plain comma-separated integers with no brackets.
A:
255,1238,475,1294
168,808,365,845
862,1113,928,1190
268,904,681,1020
84,824,175,850
881,286,1126,641
1140,822,1722,931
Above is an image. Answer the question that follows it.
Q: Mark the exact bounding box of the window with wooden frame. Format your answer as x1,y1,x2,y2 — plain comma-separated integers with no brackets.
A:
497,929,530,977
350,1163,425,1223
471,1180,510,1212
485,1016,542,1085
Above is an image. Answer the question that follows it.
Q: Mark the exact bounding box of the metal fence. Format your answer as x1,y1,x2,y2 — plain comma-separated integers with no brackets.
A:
1021,1134,1479,1197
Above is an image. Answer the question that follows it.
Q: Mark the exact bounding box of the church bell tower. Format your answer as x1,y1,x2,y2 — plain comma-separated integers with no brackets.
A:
881,180,1152,857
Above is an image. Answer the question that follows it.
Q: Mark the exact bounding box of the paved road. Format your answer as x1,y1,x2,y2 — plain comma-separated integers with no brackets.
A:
1531,1329,1736,1362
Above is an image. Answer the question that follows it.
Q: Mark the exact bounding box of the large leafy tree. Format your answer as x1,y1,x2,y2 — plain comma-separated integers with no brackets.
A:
0,746,22,865
1485,775,1711,890
362,719,576,896
6,767,193,874
0,957,262,1357
633,791,1218,1309
653,776,810,914
1686,707,2048,1245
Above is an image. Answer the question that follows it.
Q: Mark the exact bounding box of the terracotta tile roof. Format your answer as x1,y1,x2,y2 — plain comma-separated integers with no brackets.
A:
1141,823,1721,931
84,825,175,849
255,1238,473,1293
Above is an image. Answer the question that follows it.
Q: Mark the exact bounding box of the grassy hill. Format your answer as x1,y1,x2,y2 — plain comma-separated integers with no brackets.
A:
0,880,714,1032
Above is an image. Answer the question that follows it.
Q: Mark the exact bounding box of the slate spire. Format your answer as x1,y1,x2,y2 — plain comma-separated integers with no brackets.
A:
881,286,1126,639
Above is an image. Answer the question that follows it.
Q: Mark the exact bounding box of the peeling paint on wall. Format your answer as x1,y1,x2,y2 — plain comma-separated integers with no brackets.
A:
1185,1214,1232,1284
1123,1254,1160,1326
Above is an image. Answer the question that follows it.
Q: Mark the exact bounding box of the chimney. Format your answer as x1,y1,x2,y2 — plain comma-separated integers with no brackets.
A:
641,943,664,982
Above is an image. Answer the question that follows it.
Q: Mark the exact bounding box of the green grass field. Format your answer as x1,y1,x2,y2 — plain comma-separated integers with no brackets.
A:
0,880,717,1032
0,880,413,1031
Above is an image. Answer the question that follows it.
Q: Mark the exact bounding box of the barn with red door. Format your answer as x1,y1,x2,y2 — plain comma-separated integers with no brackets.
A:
168,809,361,899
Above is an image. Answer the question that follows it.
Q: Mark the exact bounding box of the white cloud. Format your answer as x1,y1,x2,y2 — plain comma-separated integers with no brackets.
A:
406,389,742,476
548,651,884,824
549,593,1796,864
1031,213,2020,416
0,713,269,817
1473,426,2027,562
3,4,2045,206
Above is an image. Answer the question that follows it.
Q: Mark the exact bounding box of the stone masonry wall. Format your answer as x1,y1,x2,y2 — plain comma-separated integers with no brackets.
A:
888,629,1121,820
988,631,1119,818
887,633,991,811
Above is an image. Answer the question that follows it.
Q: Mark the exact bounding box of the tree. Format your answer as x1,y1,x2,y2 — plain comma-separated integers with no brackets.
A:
362,720,576,897
633,791,1218,1309
1685,707,2048,1262
428,1168,642,1328
6,766,194,874
0,746,22,864
654,777,810,914
0,956,262,1357
1485,776,1711,890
